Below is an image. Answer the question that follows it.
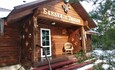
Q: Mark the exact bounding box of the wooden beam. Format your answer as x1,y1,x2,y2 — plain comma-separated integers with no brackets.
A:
85,21,90,30
7,10,32,22
33,16,39,66
33,8,41,18
81,26,87,53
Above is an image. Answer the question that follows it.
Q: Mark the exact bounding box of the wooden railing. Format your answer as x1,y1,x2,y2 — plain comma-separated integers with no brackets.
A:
38,45,52,70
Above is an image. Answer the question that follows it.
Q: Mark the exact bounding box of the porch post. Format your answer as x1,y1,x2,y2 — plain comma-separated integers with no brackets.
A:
33,16,39,66
85,21,90,29
81,26,87,53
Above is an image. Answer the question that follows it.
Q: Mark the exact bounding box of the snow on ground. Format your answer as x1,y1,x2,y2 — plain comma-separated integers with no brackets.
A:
0,11,11,18
75,59,115,70
92,49,115,70
75,59,103,70
75,49,115,70
92,49,115,61
76,64,93,70
102,64,115,70
0,64,25,70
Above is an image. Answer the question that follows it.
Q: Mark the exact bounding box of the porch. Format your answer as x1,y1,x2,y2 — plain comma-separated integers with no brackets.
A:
36,17,83,56
33,54,96,70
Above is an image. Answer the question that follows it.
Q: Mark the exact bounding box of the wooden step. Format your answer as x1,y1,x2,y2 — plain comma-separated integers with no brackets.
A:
56,59,96,70
33,59,77,70
33,55,78,70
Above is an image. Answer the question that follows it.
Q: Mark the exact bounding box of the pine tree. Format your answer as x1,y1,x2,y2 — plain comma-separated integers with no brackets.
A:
88,0,115,49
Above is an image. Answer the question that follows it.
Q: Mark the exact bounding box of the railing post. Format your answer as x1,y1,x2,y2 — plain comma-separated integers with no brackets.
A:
42,47,52,70
81,26,87,53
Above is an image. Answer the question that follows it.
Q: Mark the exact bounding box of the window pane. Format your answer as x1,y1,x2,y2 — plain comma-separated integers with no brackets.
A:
42,41,46,46
45,31,49,35
46,41,49,45
43,47,50,55
42,29,50,46
46,36,49,40
0,23,1,32
0,19,4,35
42,41,49,46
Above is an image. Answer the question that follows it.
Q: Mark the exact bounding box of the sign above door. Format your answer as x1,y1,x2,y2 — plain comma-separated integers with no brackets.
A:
37,1,83,26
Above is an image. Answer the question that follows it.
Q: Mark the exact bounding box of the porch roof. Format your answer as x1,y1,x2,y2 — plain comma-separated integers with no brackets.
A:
6,0,96,28
71,3,97,29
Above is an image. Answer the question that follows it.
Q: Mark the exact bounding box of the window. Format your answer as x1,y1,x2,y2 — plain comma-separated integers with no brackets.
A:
0,19,4,35
42,30,50,46
40,28,51,57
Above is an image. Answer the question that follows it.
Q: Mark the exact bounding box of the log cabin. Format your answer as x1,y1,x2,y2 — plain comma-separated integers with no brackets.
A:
0,0,96,68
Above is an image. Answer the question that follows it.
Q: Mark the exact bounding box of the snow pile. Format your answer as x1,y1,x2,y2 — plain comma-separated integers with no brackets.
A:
102,64,115,70
0,64,25,70
0,11,10,18
92,49,115,70
76,64,93,70
75,49,115,70
76,59,102,70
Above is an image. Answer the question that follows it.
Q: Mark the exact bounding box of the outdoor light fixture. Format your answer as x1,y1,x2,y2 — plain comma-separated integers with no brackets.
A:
79,37,82,40
64,0,69,3
51,22,56,25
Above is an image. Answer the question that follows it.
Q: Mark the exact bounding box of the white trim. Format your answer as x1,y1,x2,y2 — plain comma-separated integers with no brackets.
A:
0,19,4,35
40,28,52,57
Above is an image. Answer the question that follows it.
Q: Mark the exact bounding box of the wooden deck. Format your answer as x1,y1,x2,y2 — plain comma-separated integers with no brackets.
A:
34,55,77,66
33,55,96,70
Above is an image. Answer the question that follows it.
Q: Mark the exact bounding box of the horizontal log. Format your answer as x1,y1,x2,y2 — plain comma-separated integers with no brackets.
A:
0,43,19,47
34,59,77,70
0,51,19,57
0,58,19,67
0,47,19,52
56,59,96,70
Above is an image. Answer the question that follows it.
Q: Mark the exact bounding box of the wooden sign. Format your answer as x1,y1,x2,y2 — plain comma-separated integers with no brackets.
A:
38,7,83,26
42,8,80,23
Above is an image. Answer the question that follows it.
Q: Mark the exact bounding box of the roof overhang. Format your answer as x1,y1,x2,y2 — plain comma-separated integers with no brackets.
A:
71,2,97,29
6,0,97,29
86,31,99,35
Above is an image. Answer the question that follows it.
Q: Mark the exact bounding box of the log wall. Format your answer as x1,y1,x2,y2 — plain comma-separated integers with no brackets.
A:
68,27,82,53
20,16,34,67
86,34,92,52
0,22,21,66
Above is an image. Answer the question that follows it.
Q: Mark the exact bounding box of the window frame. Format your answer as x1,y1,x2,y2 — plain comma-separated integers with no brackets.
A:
0,19,4,35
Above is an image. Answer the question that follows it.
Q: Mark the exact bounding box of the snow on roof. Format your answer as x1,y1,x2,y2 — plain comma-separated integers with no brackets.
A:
0,11,11,18
86,30,99,35
0,7,11,18
0,7,11,12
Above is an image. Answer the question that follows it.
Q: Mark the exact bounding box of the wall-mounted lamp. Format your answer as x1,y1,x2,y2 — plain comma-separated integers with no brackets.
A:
79,37,82,40
51,22,56,25
62,29,67,34
64,0,69,3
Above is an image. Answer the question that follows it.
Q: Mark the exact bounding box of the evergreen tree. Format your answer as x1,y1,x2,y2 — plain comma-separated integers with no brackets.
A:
88,0,115,49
